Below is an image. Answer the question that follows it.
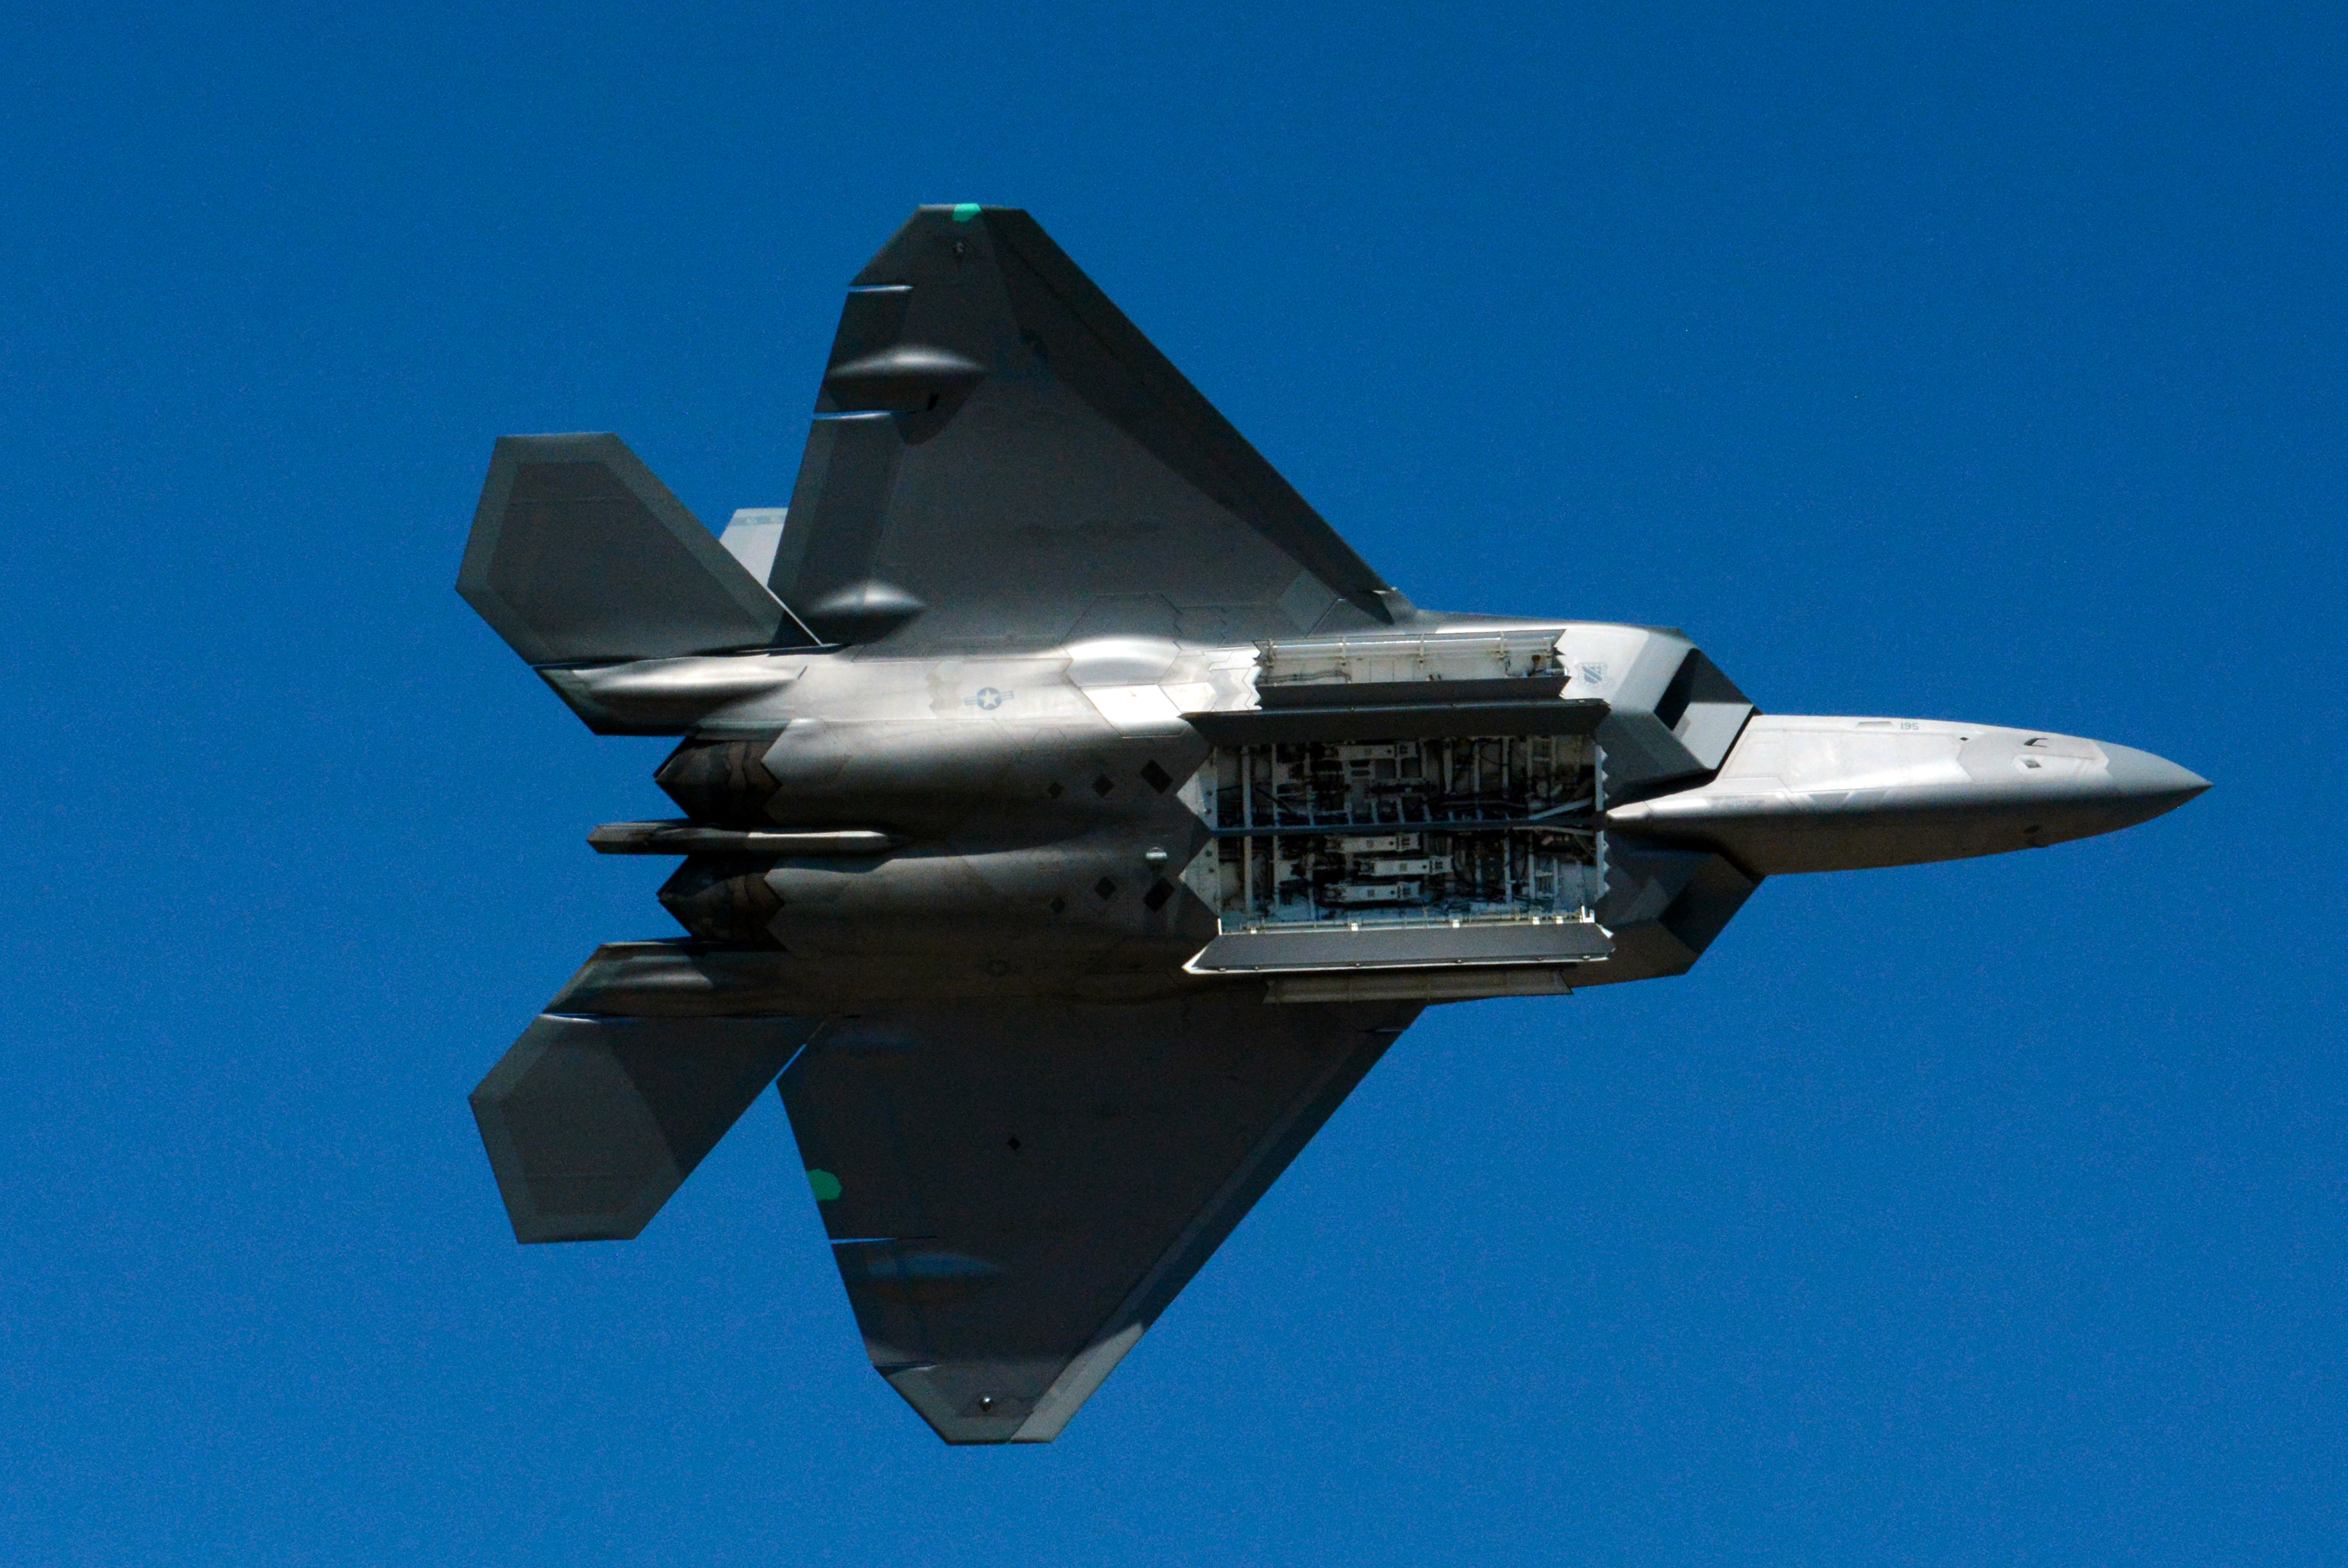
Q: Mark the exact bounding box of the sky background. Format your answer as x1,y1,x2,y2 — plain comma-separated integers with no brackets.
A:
2,3,2342,1563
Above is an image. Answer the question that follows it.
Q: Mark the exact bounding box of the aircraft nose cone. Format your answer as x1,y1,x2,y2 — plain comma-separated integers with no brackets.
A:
2100,742,2210,824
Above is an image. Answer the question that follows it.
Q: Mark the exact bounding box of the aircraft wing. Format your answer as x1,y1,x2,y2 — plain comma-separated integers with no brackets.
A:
771,205,1410,648
778,995,1419,1443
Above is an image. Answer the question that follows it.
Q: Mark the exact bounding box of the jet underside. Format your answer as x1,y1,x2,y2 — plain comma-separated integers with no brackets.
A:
456,206,2206,1443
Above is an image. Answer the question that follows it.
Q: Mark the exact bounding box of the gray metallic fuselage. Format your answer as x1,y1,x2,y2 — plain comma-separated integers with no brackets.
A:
543,613,2206,1016
454,204,2209,1446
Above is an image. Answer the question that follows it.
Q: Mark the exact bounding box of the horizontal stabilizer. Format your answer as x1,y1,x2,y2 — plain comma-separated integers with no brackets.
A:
470,1012,821,1243
460,433,815,666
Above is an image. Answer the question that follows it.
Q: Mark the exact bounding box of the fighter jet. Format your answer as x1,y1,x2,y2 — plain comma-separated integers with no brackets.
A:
458,205,2208,1444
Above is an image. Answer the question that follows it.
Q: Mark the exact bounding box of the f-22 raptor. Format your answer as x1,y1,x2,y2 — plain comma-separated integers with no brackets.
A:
459,205,2207,1443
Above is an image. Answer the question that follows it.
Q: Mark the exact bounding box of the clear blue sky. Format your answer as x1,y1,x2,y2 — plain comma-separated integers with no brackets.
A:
3,3,2341,1563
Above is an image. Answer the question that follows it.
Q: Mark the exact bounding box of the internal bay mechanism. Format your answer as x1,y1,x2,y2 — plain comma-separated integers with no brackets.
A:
1192,733,1603,931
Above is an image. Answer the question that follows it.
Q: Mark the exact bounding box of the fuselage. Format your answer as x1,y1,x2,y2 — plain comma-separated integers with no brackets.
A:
544,613,2206,1016
452,206,2217,1444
